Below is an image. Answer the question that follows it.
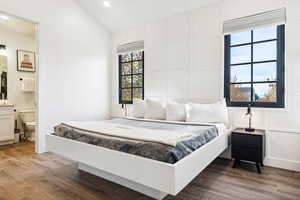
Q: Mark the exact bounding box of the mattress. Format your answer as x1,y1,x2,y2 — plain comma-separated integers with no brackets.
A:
53,118,222,164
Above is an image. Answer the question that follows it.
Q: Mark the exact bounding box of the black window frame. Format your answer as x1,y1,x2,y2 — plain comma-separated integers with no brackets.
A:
119,51,145,104
224,25,285,108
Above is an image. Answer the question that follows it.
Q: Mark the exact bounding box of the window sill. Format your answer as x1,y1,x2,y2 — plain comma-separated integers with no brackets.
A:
228,106,289,113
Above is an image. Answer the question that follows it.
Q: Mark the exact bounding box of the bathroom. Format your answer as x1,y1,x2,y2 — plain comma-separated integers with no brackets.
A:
0,13,37,147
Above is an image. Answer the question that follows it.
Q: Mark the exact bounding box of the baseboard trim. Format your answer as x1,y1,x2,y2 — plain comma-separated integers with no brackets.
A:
0,140,14,146
264,157,300,172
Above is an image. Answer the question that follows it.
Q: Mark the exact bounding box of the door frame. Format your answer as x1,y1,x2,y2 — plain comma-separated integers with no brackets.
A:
0,10,41,153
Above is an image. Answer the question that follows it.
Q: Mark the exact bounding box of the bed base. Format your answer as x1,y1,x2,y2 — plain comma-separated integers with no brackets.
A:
46,131,229,200
79,163,167,200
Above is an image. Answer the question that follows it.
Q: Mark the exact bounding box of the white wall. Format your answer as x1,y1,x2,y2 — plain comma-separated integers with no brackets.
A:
0,0,112,153
111,0,300,171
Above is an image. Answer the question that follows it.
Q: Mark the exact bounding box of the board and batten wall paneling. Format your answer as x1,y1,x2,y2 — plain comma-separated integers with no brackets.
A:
265,131,300,172
111,0,300,171
0,0,112,153
111,3,223,116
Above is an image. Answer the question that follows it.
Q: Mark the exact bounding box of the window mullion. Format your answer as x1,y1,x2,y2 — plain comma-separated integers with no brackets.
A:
130,53,134,102
230,38,277,48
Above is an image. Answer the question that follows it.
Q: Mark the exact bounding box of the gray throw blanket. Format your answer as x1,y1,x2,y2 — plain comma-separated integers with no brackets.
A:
53,118,219,164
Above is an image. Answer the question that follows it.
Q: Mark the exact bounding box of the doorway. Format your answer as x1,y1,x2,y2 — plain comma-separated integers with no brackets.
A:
0,11,39,153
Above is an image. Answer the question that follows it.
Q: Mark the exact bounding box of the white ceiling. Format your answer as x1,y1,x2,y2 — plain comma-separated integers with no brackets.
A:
75,0,221,32
0,13,36,37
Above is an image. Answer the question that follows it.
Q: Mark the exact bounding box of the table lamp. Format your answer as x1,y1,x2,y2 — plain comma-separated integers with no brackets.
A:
245,104,255,132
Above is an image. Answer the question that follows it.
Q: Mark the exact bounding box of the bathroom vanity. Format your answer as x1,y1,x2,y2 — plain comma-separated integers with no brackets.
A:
0,105,14,144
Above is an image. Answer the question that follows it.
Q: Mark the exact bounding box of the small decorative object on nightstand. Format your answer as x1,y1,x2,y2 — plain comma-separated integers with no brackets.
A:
231,128,266,173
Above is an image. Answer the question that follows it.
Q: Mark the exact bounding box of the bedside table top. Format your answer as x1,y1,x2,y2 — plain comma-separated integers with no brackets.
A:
233,128,266,135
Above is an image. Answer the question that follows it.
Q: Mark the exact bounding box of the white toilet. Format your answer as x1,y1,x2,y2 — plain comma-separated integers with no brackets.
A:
19,109,36,141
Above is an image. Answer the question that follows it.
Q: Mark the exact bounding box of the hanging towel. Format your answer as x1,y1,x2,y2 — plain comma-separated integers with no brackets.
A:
22,78,35,92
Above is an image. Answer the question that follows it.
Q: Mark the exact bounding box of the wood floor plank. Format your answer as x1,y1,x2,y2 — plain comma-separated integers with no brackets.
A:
0,142,299,200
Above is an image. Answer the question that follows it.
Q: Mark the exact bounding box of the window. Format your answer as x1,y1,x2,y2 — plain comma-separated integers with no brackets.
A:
224,25,285,108
119,50,144,104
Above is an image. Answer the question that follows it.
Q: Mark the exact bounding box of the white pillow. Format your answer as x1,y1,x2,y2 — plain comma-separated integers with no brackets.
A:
145,99,166,120
130,99,146,118
166,102,186,121
211,99,229,125
186,103,214,123
186,99,229,125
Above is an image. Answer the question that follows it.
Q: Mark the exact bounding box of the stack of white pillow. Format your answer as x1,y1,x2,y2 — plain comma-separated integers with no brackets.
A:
130,98,229,125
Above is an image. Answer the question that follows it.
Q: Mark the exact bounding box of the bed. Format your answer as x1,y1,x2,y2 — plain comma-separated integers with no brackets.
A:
46,117,230,200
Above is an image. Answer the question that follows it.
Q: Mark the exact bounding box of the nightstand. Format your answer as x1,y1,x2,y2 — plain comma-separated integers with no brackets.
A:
231,128,266,173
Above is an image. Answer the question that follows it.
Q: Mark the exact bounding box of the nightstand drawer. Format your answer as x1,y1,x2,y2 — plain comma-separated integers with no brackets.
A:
232,147,262,162
232,133,262,149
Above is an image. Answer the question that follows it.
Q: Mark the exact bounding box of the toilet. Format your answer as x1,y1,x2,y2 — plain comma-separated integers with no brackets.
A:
19,109,36,141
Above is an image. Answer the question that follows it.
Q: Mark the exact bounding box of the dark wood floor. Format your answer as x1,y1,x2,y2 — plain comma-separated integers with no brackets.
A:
0,143,299,200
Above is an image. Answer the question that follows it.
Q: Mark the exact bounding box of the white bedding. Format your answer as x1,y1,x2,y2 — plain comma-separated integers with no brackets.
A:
61,121,193,147
125,117,228,136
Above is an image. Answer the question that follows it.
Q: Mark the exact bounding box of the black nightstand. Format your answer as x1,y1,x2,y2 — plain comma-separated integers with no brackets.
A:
231,128,266,173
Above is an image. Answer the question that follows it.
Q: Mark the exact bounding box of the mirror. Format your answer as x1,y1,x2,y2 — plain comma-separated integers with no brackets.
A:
0,55,7,100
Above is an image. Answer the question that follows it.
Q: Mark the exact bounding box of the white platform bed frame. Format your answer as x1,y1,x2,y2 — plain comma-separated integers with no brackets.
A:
46,129,229,200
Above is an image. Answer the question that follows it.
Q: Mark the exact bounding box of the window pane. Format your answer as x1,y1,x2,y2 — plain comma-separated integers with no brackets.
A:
122,89,132,101
122,63,131,75
230,84,251,102
132,51,143,61
231,45,251,64
253,26,277,42
133,75,143,87
230,65,251,83
253,62,277,82
132,61,143,74
133,88,143,99
121,76,131,88
253,41,277,62
253,83,277,102
230,31,251,45
122,53,132,62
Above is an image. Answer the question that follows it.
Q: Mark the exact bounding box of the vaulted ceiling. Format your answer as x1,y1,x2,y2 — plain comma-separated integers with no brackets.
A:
75,0,221,32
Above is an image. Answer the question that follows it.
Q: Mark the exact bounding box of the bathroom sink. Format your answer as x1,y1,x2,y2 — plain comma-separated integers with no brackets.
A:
19,109,35,113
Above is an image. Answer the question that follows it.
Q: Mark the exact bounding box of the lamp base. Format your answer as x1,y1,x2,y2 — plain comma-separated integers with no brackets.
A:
245,128,255,132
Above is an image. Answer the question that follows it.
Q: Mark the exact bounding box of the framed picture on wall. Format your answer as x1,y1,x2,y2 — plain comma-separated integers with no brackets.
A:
17,50,36,72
